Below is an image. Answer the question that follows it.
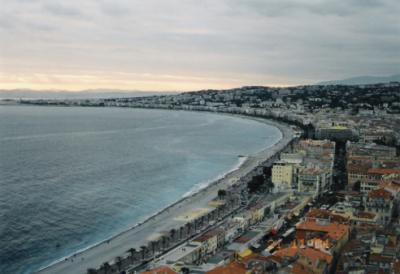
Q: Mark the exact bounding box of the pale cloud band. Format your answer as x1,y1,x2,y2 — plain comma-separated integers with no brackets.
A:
0,0,399,91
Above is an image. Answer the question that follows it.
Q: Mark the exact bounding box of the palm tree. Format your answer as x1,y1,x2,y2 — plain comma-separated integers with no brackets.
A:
161,235,168,250
115,256,123,272
185,222,192,236
140,245,147,261
127,248,136,263
169,228,176,243
218,189,227,199
101,262,111,274
150,240,157,256
181,267,190,274
86,268,97,274
179,226,184,240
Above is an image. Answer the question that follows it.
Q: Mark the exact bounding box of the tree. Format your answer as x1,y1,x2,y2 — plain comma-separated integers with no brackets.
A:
181,267,190,274
217,189,227,200
247,175,265,193
265,180,274,193
353,181,361,192
115,256,123,272
169,228,176,243
150,240,157,255
127,248,136,263
161,235,168,250
101,262,111,274
140,245,147,261
86,268,97,274
185,222,192,236
179,226,185,239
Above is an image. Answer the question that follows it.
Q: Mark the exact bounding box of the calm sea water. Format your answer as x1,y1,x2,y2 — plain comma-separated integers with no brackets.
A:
0,105,281,274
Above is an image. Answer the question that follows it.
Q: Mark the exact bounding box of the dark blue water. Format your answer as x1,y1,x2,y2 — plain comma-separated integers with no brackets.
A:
0,105,281,274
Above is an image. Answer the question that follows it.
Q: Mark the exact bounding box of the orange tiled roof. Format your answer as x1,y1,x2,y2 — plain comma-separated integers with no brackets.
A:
368,168,400,175
274,247,332,264
206,261,246,274
368,188,393,200
141,266,177,274
296,220,349,241
299,247,333,264
291,262,317,274
274,246,298,258
347,163,371,173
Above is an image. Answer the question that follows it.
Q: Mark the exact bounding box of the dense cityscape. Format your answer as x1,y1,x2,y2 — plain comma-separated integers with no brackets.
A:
15,82,400,274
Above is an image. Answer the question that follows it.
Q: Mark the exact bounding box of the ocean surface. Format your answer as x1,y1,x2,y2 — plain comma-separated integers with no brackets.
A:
0,105,282,274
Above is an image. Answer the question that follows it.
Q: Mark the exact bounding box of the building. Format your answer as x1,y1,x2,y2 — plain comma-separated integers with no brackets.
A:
295,217,350,253
346,142,397,159
274,246,333,274
360,168,400,194
298,167,331,197
192,228,225,256
315,123,355,141
272,161,294,190
364,188,395,226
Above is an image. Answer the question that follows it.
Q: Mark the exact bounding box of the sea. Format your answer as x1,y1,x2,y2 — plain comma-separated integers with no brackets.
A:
0,105,282,274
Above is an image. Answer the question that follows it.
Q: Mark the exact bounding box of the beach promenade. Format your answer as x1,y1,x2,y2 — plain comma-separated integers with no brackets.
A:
37,117,295,274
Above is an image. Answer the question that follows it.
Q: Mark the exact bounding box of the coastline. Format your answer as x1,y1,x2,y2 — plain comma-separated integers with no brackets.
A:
35,111,295,274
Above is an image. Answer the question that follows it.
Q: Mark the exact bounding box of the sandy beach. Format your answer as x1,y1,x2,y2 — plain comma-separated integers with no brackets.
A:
36,115,295,274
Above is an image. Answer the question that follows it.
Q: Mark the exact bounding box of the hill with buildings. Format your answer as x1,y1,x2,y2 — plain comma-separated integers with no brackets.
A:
317,74,400,85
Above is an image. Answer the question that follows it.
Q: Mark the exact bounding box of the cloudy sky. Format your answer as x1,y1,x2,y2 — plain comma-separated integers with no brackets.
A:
0,0,399,91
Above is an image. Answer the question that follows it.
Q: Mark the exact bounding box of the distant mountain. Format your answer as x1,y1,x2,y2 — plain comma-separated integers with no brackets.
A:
0,89,177,100
316,74,400,85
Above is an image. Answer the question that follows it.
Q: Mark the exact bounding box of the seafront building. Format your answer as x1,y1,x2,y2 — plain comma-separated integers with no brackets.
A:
271,161,294,190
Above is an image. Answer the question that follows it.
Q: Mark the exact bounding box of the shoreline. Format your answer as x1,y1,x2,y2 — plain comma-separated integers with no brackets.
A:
35,110,294,274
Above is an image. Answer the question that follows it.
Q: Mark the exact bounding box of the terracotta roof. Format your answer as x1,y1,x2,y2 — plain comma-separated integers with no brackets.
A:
241,254,280,264
368,168,400,175
291,262,317,274
306,209,349,223
274,246,298,258
274,247,333,264
141,266,177,274
368,188,393,200
296,219,349,241
393,260,400,274
380,180,400,193
353,211,376,219
206,261,246,274
299,247,333,264
347,163,371,173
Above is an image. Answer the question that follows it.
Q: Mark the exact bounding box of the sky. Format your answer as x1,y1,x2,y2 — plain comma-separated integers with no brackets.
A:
0,0,399,91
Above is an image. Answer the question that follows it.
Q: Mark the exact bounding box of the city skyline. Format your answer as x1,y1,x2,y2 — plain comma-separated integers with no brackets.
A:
1,0,399,91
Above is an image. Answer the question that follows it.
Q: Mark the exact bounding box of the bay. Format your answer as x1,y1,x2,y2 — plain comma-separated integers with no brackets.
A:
0,105,281,274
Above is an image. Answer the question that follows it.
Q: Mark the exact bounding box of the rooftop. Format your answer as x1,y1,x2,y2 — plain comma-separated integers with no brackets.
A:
368,188,394,200
205,261,246,274
368,168,400,175
274,246,333,264
296,219,350,241
306,209,349,224
141,266,177,274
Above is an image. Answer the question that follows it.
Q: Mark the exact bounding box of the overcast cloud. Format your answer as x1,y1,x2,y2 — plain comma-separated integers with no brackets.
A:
0,0,399,91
